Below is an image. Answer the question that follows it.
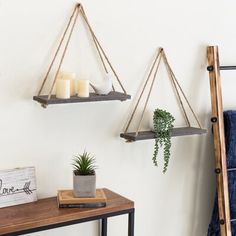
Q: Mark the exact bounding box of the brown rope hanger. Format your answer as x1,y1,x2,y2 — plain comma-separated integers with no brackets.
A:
38,3,127,100
124,47,202,136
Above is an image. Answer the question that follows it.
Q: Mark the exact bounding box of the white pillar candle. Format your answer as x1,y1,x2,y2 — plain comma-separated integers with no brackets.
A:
77,79,89,98
58,72,76,96
56,79,70,99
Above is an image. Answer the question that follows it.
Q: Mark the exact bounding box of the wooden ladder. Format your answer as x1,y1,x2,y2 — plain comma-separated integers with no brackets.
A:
207,45,235,236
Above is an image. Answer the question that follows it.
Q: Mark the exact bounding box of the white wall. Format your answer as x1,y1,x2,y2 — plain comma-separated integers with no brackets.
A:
1,0,236,235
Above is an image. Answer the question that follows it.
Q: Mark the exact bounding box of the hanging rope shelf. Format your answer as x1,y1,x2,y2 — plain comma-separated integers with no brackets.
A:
120,48,207,142
33,3,130,108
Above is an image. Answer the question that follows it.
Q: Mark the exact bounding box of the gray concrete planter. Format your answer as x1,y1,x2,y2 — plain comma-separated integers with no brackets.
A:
73,172,96,198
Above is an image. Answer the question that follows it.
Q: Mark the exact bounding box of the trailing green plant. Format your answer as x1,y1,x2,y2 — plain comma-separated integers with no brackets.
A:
153,108,175,173
73,151,97,176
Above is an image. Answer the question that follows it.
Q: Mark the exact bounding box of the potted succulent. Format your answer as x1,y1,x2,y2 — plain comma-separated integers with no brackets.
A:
72,151,97,198
152,108,175,173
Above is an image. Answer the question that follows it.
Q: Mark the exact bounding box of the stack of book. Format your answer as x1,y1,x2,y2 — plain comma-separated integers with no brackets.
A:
57,189,107,208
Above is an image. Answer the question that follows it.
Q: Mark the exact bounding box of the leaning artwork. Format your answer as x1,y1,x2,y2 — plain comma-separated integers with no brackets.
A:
0,167,37,208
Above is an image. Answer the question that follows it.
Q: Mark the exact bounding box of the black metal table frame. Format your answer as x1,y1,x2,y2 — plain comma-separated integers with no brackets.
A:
2,208,135,236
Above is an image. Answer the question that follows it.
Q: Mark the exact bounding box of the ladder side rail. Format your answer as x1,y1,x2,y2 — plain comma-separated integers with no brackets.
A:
207,46,232,236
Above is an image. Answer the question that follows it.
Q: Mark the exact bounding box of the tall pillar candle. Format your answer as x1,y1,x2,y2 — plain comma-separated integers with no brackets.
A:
56,79,70,99
77,79,89,97
58,72,76,96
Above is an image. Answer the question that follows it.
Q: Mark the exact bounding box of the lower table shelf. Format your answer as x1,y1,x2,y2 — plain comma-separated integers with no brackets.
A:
120,127,207,142
0,188,134,236
33,92,131,107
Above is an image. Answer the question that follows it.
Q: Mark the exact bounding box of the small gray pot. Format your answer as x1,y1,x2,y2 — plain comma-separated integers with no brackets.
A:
73,172,96,198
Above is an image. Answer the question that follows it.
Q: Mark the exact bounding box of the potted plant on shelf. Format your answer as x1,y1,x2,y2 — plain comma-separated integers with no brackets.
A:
72,150,97,197
152,108,175,173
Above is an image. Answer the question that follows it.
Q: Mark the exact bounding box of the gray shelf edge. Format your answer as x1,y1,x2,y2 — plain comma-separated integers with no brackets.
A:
33,92,131,106
120,127,207,142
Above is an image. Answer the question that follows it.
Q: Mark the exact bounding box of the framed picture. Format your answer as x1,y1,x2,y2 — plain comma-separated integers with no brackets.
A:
0,166,37,208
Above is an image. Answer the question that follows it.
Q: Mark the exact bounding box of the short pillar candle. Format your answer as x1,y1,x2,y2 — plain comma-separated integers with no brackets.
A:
56,79,70,99
77,79,89,97
58,72,76,96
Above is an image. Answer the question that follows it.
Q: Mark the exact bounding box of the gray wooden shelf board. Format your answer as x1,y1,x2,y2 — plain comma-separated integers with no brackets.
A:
120,127,207,141
33,92,131,106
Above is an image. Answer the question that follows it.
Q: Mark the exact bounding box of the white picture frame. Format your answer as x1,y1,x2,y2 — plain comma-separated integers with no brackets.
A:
0,166,37,208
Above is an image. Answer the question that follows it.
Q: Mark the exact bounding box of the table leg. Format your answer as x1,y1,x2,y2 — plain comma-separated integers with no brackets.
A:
128,210,135,236
101,218,107,236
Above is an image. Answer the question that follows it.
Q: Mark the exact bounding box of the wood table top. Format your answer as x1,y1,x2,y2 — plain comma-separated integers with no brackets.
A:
0,188,134,235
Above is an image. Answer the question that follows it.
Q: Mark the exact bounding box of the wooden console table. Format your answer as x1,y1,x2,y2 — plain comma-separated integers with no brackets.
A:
0,188,135,236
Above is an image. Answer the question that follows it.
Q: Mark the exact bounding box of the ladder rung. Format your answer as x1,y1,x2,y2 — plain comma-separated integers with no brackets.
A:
227,167,236,172
220,66,236,70
231,219,236,222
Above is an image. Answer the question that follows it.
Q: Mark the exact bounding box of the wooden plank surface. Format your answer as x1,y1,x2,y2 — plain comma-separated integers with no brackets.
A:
33,92,131,106
207,46,232,236
0,188,134,235
120,127,207,141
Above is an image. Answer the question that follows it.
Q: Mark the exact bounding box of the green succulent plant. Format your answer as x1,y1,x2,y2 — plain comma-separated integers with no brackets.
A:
73,151,97,176
153,108,175,173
